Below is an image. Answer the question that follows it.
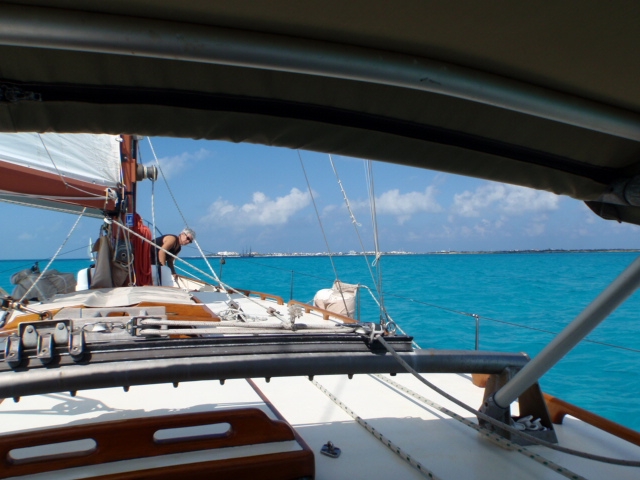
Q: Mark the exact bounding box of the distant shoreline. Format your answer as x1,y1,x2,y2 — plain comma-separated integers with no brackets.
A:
3,249,639,263
198,248,640,259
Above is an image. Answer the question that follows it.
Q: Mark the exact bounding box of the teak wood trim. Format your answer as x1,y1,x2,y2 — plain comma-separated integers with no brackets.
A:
87,451,314,480
135,302,220,321
288,299,358,324
0,309,63,336
544,393,640,447
0,408,299,478
229,288,285,305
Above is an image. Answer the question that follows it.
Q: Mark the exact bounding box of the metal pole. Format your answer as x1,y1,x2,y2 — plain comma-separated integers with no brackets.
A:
219,256,225,282
494,254,640,408
0,350,530,399
474,314,480,350
290,270,294,301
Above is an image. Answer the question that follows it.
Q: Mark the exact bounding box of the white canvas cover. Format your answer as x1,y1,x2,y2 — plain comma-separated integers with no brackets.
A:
0,133,121,187
313,280,359,317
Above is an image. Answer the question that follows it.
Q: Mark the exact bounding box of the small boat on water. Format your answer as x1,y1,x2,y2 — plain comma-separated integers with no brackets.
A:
1,2,640,478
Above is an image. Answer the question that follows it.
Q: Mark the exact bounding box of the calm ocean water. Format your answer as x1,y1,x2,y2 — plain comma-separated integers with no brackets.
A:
2,252,639,431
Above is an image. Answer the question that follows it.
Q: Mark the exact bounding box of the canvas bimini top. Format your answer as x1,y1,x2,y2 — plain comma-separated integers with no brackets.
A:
1,1,640,223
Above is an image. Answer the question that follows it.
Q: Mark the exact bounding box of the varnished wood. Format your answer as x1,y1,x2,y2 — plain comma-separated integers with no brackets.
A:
0,309,62,336
0,408,302,477
87,450,315,480
135,302,220,321
544,393,640,447
0,160,118,211
471,373,490,388
288,299,358,324
229,289,285,305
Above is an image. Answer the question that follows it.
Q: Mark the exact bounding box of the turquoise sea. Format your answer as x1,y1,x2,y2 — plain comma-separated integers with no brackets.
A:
2,252,640,432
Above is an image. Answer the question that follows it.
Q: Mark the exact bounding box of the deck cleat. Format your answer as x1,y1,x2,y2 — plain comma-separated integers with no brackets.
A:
321,441,341,458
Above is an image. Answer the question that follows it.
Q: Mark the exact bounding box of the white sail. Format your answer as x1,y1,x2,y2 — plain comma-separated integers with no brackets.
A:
0,133,122,215
0,133,120,186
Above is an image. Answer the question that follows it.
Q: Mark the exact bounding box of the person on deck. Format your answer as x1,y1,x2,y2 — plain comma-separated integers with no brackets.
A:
151,228,196,279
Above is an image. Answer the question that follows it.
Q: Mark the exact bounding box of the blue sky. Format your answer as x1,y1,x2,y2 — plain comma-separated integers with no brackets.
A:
1,136,640,260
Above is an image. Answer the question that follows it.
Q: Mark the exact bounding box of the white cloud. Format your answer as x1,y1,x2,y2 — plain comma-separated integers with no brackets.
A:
202,188,311,228
147,148,211,179
376,187,442,215
452,184,559,217
18,233,34,240
353,187,442,224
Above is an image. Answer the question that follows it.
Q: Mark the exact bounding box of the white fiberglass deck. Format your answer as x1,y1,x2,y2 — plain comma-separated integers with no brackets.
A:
2,373,638,479
259,374,640,479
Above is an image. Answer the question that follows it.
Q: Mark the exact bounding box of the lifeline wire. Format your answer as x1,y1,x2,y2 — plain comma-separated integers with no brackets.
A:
19,208,86,303
376,335,640,467
111,219,293,328
384,291,640,355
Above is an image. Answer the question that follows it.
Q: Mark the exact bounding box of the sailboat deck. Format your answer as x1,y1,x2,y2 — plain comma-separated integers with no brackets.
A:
1,372,638,479
1,288,639,478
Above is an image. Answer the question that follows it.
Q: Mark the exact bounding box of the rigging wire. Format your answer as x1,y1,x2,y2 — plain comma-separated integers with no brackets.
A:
298,151,340,281
18,208,86,303
37,134,116,203
146,137,189,228
145,137,222,289
0,245,95,276
111,219,294,328
376,335,640,467
382,291,640,355
328,155,379,291
365,160,387,323
163,255,640,355
297,151,349,312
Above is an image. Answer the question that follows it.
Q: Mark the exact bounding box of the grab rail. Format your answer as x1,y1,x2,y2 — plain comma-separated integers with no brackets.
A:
543,393,640,447
229,288,285,305
0,408,313,478
288,299,358,324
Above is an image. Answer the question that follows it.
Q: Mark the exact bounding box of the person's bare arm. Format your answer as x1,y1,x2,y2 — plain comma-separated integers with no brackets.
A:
158,236,178,274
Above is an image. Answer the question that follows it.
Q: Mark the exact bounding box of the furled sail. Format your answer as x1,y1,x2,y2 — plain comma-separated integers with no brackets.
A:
0,133,122,216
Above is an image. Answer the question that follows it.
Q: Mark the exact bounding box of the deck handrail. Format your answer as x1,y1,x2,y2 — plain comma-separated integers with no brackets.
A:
228,288,285,305
287,299,358,324
0,408,313,478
